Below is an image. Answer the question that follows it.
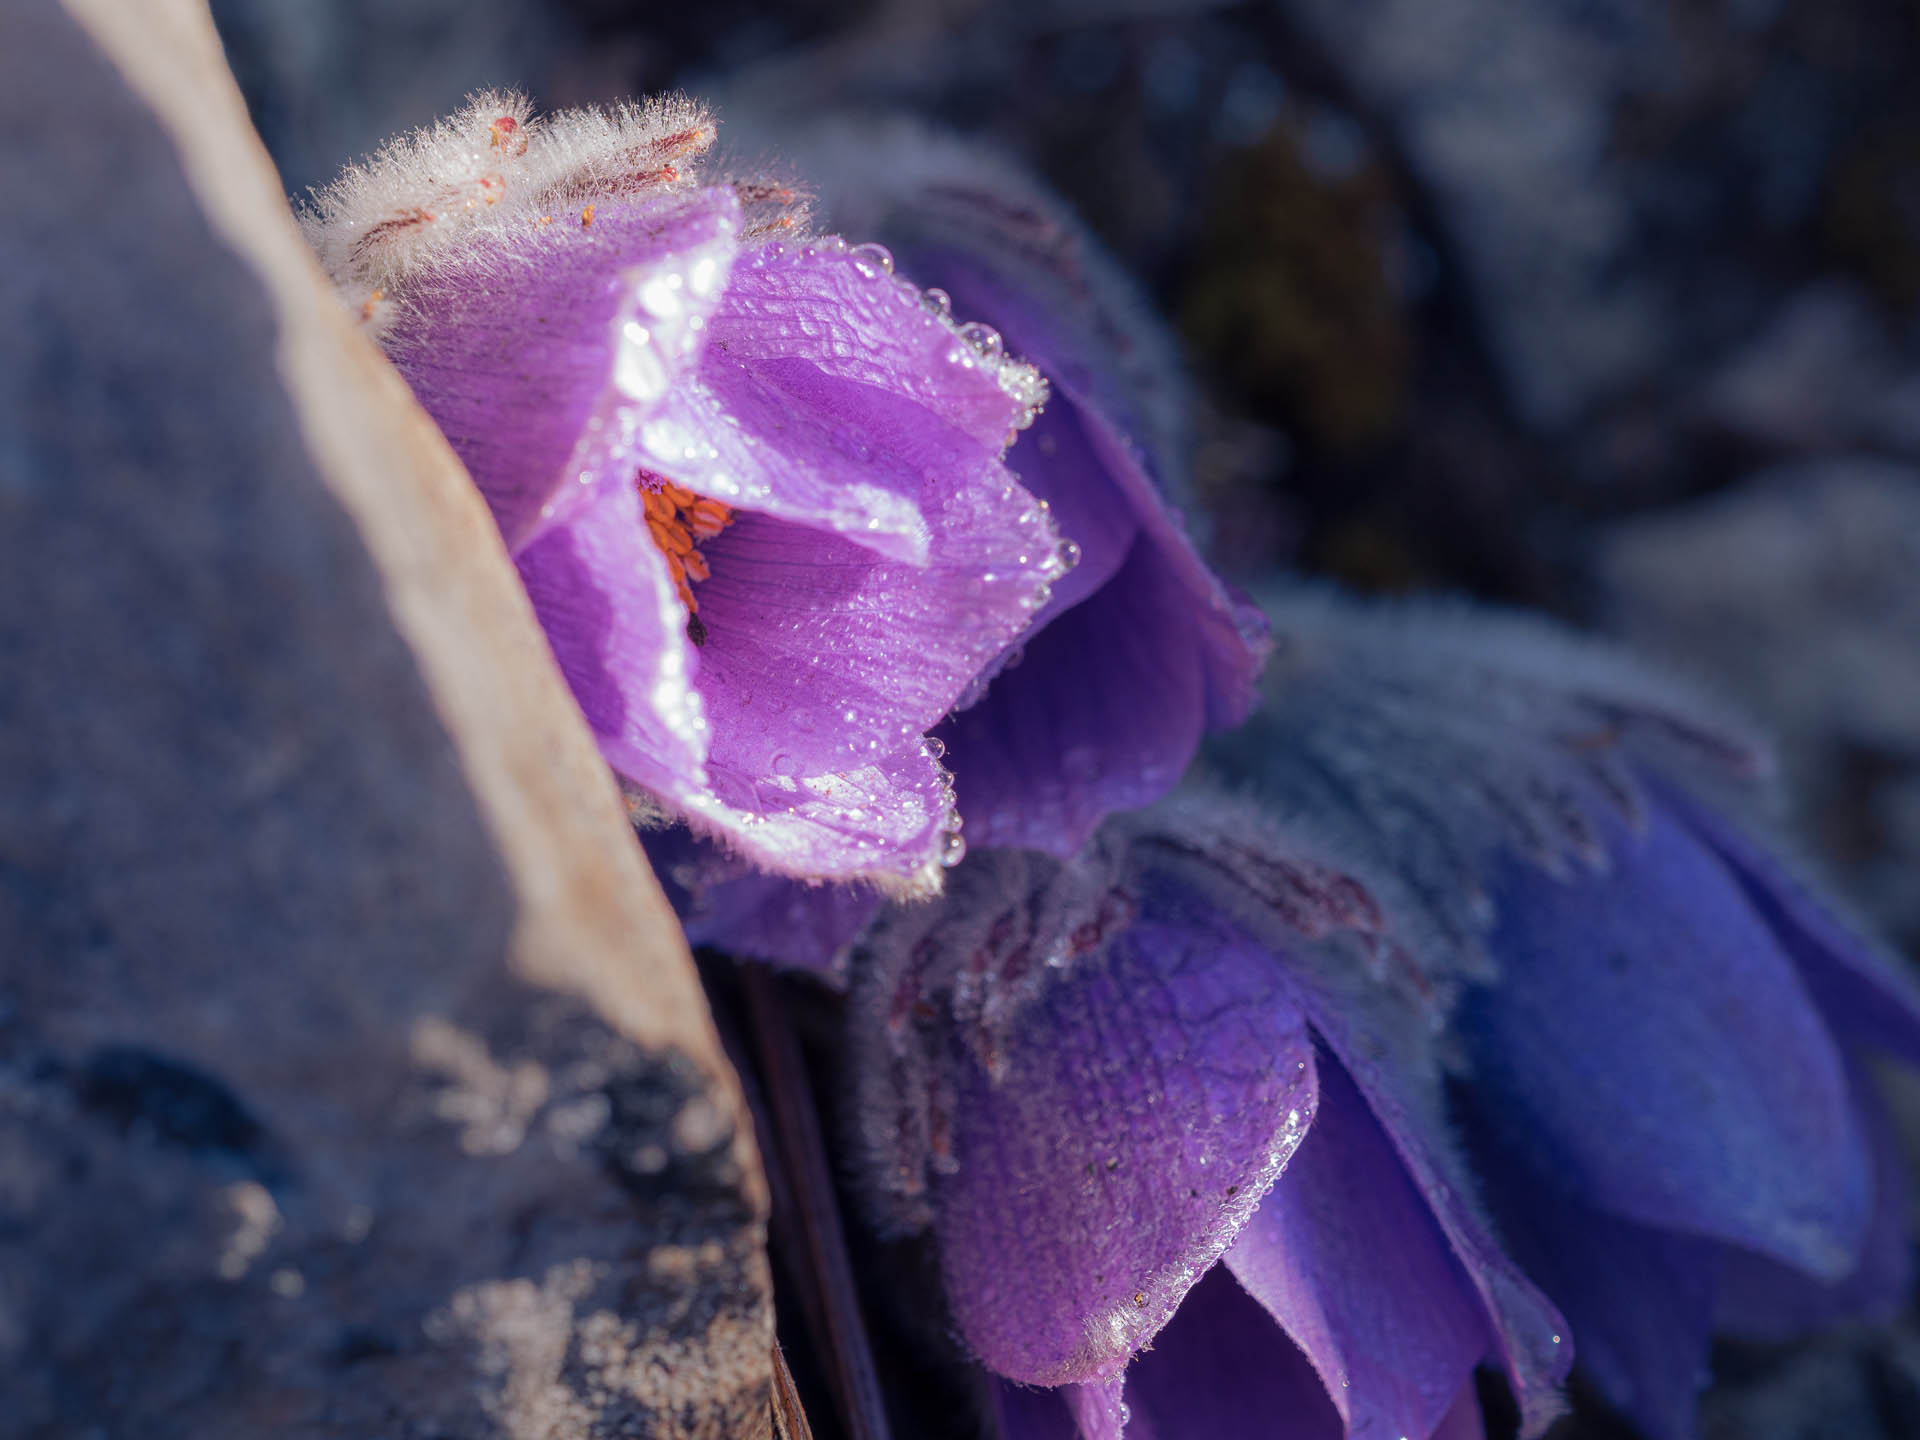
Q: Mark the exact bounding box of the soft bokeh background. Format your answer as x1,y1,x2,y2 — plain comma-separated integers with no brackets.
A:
207,1,1920,1434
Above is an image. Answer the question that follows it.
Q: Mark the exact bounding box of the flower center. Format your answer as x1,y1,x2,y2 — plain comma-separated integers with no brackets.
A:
637,468,733,644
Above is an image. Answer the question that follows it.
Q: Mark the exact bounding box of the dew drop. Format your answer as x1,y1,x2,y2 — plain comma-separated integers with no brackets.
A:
957,321,1004,361
1057,538,1083,569
770,753,798,777
849,242,895,278
923,287,953,318
940,831,967,868
925,736,946,760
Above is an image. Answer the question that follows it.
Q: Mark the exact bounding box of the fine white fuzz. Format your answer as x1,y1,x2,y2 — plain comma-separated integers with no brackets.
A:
1207,585,1776,969
300,90,715,333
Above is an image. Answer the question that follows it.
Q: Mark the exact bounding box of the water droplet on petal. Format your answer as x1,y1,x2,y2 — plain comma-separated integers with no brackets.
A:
849,241,895,278
770,752,798,777
923,287,952,318
939,831,967,868
1057,538,1083,569
925,736,946,760
957,321,1004,361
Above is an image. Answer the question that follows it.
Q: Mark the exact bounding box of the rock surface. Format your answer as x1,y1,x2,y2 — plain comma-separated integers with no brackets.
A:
0,3,772,1435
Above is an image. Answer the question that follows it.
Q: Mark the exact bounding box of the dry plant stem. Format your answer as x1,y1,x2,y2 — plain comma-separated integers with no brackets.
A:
744,966,895,1440
771,1341,818,1440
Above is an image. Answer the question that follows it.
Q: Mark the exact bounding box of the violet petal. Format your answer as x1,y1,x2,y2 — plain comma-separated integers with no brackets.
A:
938,536,1209,855
514,474,705,792
1225,1054,1491,1440
994,1381,1079,1440
1005,402,1139,619
1714,1055,1914,1341
1460,804,1871,1277
645,241,1050,562
386,188,742,548
1270,944,1572,1434
1124,1266,1342,1440
1432,1381,1488,1440
934,909,1318,1385
1465,1118,1715,1440
645,829,882,975
1662,781,1920,1066
1065,1378,1132,1440
695,737,959,884
692,495,1057,779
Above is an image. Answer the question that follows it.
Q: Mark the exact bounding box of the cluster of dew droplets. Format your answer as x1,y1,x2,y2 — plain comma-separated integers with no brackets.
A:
783,232,1053,431
713,226,1068,889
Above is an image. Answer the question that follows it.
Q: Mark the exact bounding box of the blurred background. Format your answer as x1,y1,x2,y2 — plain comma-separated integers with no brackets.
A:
207,1,1920,1435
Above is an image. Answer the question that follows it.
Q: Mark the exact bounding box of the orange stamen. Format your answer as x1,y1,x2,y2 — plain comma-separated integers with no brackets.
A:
635,468,734,633
580,204,595,228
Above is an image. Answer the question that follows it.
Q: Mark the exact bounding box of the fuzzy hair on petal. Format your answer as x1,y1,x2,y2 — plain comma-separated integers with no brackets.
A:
1204,584,1775,971
300,89,715,325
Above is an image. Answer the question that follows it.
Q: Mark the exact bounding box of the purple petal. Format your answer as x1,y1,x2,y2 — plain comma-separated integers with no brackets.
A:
929,246,1268,735
526,492,969,884
691,493,1057,780
1715,1055,1914,1341
386,188,743,548
936,391,1268,858
1460,803,1871,1276
1225,1055,1491,1440
694,737,959,884
934,910,1318,1385
1125,1267,1342,1440
907,251,1265,855
994,1378,1141,1440
1006,402,1139,620
994,1381,1079,1440
1065,1378,1131,1440
1464,1120,1715,1440
1274,960,1572,1435
703,240,1042,456
514,474,706,791
640,240,1050,562
1661,781,1920,1066
938,537,1209,855
645,830,880,975
1432,1382,1488,1440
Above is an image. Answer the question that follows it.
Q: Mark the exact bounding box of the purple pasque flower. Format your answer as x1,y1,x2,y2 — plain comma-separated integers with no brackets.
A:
303,94,1065,888
655,121,1268,963
1206,587,1920,1440
804,120,1270,855
846,795,1574,1440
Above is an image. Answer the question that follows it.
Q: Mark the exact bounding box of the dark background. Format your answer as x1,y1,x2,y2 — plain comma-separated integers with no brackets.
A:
208,2,1920,1435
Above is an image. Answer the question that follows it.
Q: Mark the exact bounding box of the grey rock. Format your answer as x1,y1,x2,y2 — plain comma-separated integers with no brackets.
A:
1697,283,1902,455
1277,0,1669,427
0,2,772,1435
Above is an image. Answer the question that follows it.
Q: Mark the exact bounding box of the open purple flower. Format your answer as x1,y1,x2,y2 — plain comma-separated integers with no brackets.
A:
847,797,1574,1440
804,120,1269,854
1207,589,1920,1440
654,122,1268,960
304,95,1065,887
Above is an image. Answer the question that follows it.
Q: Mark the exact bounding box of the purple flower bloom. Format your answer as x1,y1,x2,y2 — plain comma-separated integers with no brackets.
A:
655,123,1267,961
304,95,1066,887
806,122,1269,854
847,798,1572,1440
840,587,1920,1439
1207,589,1920,1439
